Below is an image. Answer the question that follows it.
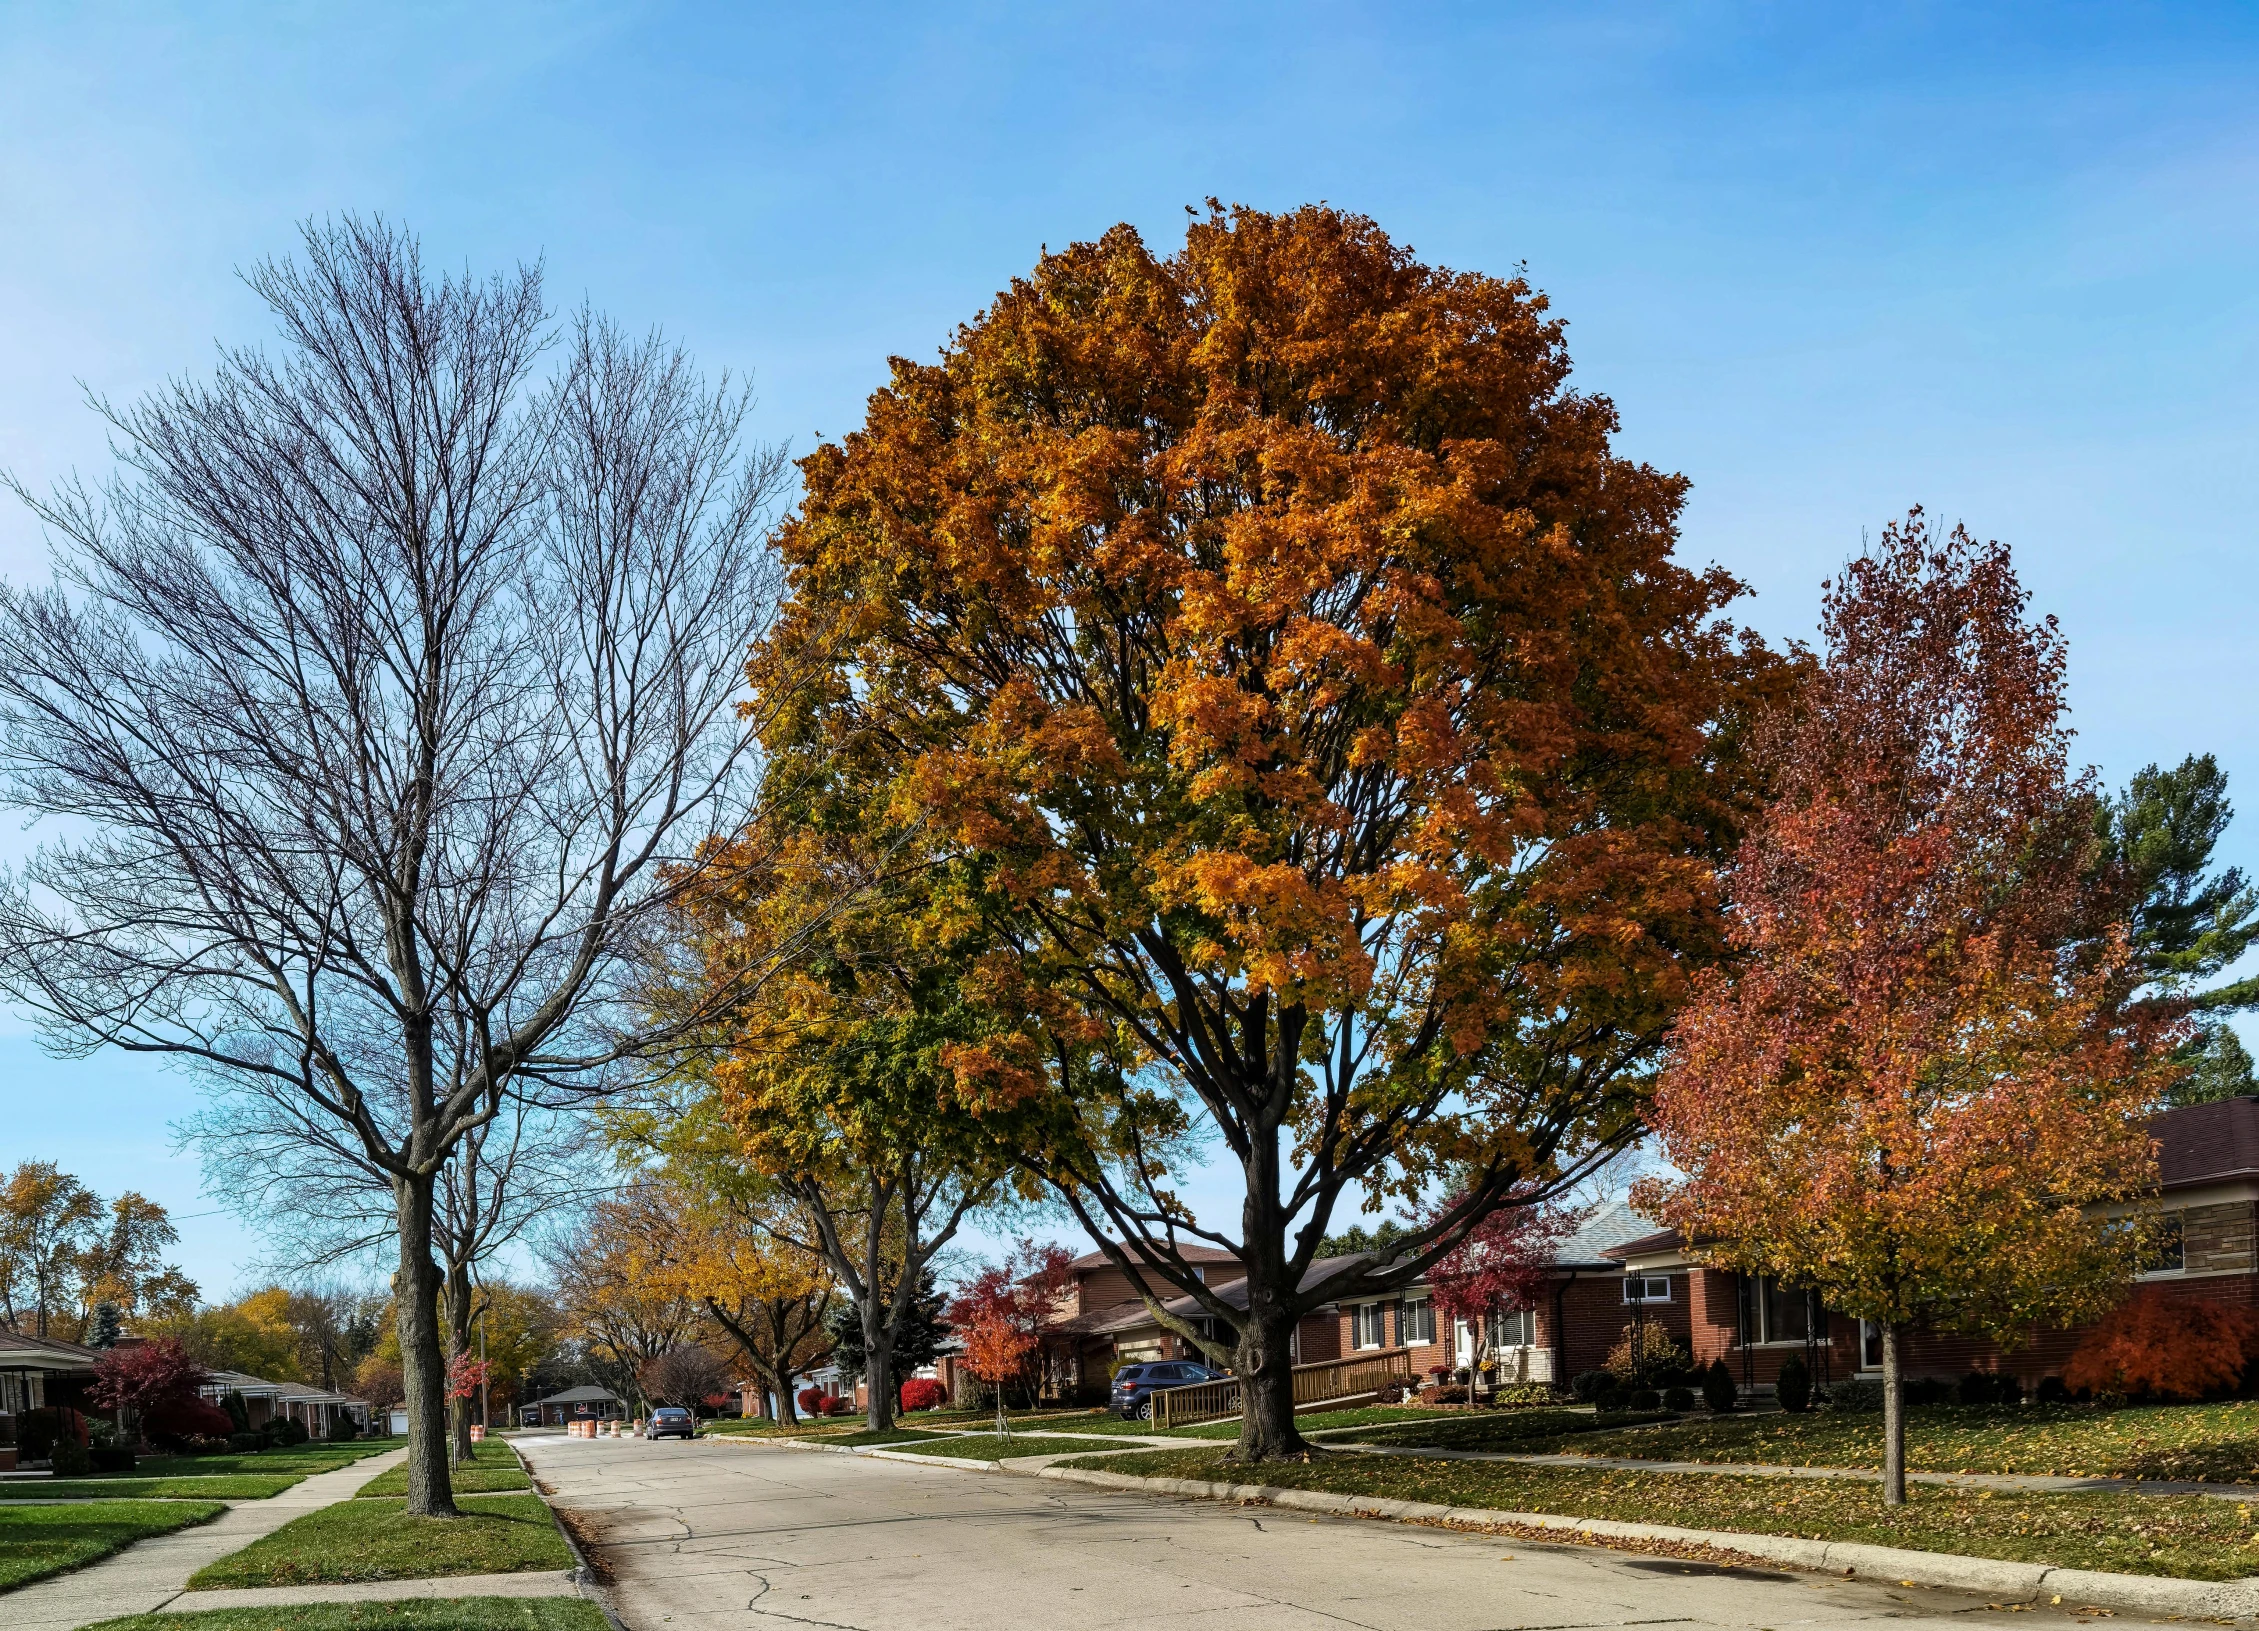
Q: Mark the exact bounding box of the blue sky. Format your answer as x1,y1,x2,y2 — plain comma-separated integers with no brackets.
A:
3,2,2256,1297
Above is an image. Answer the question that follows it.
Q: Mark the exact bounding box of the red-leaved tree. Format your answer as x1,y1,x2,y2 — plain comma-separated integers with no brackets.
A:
1639,513,2180,1506
948,1241,1077,1433
1425,1195,1578,1378
91,1336,208,1432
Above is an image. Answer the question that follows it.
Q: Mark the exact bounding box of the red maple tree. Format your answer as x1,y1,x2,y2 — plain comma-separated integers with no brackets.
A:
1638,513,2179,1505
2063,1289,2257,1402
91,1336,208,1419
1424,1194,1578,1369
948,1241,1077,1431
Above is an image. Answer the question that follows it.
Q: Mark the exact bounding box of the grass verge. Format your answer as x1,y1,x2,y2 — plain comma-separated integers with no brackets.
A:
1347,1408,1672,1452
0,1476,300,1501
1551,1401,2259,1484
1056,1445,2259,1581
357,1439,528,1497
185,1495,570,1589
0,1500,226,1592
83,1601,609,1631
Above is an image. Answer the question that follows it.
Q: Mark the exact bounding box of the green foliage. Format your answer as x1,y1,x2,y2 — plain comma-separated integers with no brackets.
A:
1774,1354,1811,1413
1317,1220,1414,1259
823,1270,950,1381
2168,1024,2256,1107
221,1391,250,1433
2102,754,2259,1010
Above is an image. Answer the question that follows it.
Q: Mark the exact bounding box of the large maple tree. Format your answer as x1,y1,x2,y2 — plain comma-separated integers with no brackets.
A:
1639,513,2178,1505
763,205,1775,1459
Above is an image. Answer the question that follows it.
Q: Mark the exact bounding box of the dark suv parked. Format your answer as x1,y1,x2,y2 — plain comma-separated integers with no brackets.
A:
646,1406,696,1441
1111,1360,1224,1420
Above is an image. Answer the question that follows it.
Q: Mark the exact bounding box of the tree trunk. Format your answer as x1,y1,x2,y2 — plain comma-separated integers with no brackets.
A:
1881,1322,1906,1507
392,1173,457,1517
777,1378,799,1427
1233,1305,1306,1461
444,1261,475,1464
862,1299,896,1433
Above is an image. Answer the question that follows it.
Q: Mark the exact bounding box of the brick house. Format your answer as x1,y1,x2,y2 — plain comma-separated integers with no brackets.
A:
1596,1096,2259,1394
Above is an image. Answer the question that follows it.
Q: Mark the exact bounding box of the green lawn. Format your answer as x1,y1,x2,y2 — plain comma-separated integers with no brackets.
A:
1346,1407,1675,1452
1172,1405,1510,1442
185,1495,571,1589
815,1427,954,1447
0,1500,226,1592
1552,1401,2259,1484
131,1444,392,1480
357,1439,527,1497
84,1602,608,1631
1059,1445,2259,1581
0,1476,302,1501
889,1433,1126,1459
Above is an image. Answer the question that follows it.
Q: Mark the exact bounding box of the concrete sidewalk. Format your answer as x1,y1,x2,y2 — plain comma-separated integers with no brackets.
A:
2,1446,407,1631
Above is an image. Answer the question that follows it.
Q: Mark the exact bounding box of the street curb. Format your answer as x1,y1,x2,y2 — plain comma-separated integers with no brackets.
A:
507,1439,631,1631
1033,1465,2259,1620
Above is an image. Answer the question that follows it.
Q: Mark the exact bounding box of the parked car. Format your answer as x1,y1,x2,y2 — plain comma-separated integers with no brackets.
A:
646,1406,697,1441
1111,1360,1225,1420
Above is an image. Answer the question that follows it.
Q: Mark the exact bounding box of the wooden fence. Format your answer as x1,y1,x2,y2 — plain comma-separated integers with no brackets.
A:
1149,1346,1414,1429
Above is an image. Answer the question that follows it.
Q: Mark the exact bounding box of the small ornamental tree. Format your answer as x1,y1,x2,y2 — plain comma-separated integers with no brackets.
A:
1424,1195,1577,1375
91,1336,209,1435
948,1242,1076,1435
1639,514,2181,1506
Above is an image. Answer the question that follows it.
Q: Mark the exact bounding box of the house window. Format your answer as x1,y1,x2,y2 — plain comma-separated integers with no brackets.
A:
1859,1319,1884,1371
2143,1213,2185,1276
1352,1302,1387,1349
1399,1298,1435,1345
1494,1306,1536,1348
1623,1275,1672,1304
1749,1276,1808,1344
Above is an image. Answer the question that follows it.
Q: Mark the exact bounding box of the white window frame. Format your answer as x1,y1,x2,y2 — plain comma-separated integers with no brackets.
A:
1399,1297,1435,1346
1622,1274,1672,1305
1494,1305,1537,1349
1352,1302,1386,1350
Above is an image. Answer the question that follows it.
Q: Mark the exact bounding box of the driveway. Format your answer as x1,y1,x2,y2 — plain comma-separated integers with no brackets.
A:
518,1434,2096,1631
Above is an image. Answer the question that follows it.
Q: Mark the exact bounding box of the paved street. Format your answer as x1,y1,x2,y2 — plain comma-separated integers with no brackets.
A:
520,1434,2098,1631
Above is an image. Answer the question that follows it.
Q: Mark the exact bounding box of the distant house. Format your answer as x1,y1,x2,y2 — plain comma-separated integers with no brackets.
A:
199,1369,369,1436
0,1331,101,1418
1595,1096,2259,1394
522,1383,624,1427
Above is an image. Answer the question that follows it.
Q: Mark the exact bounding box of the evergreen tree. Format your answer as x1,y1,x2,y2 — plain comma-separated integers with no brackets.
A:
824,1270,949,1385
89,1301,123,1348
2172,1025,2257,1106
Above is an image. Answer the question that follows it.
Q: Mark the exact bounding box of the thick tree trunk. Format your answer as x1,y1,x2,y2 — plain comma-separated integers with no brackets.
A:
1880,1322,1906,1507
444,1262,475,1464
862,1299,896,1433
393,1173,457,1517
1233,1306,1306,1461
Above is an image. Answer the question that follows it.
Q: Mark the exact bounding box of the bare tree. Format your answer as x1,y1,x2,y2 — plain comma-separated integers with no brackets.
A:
181,1085,604,1460
0,218,789,1514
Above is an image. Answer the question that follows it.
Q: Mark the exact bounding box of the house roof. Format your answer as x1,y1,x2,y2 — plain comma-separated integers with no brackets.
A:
1555,1200,1660,1268
529,1384,622,1405
1067,1242,1243,1272
0,1332,99,1372
2155,1096,2259,1188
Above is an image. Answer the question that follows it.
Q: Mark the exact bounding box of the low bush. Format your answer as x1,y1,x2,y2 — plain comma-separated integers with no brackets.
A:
228,1432,265,1453
1630,1387,1662,1411
1775,1355,1811,1414
18,1407,86,1462
328,1414,361,1441
899,1378,947,1412
145,1394,237,1449
1905,1376,1952,1407
1491,1382,1560,1408
89,1444,136,1473
1428,1384,1470,1403
796,1386,825,1417
1607,1323,1693,1388
2065,1287,2259,1402
1569,1371,1613,1404
819,1395,848,1417
2035,1375,2071,1405
1701,1358,1737,1414
1829,1377,1883,1411
50,1436,92,1476
1662,1385,1695,1412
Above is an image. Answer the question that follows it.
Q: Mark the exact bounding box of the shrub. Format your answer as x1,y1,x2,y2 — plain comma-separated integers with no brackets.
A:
899,1379,948,1412
1774,1355,1811,1414
1428,1384,1470,1403
276,1418,310,1446
18,1407,86,1462
822,1395,850,1417
50,1436,92,1477
2065,1287,2258,1402
1957,1370,2002,1406
221,1391,251,1433
1630,1387,1661,1411
1701,1358,1737,1413
1606,1323,1693,1386
2035,1375,2071,1405
327,1415,360,1442
1662,1385,1695,1412
1569,1370,1613,1404
89,1445,135,1473
1830,1377,1883,1411
796,1387,825,1417
228,1431,264,1454
1904,1376,1951,1406
1491,1382,1558,1408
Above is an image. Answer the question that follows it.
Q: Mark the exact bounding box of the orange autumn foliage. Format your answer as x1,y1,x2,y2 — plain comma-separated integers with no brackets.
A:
2063,1289,2258,1402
